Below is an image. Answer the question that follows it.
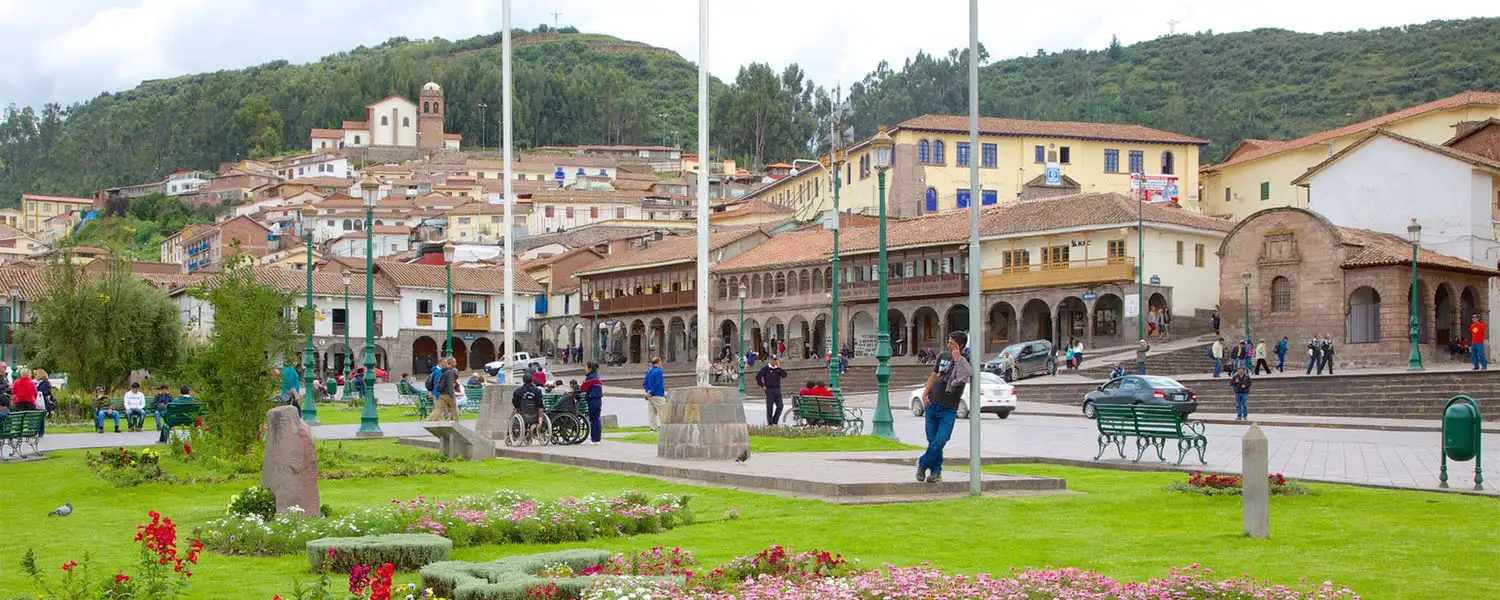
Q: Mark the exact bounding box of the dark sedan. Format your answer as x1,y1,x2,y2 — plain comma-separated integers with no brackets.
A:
1082,375,1197,419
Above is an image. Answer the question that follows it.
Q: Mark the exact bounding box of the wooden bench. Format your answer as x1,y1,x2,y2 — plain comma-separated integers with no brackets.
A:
790,394,864,435
1093,404,1207,465
156,401,202,444
0,410,46,460
461,383,484,413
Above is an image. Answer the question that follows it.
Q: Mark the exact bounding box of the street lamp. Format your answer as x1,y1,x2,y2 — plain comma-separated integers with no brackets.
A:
1407,218,1424,371
737,284,748,397
6,285,17,364
792,158,842,393
1242,271,1252,342
298,210,319,425
341,270,352,400
1135,177,1146,375
357,176,383,437
870,125,896,440
592,298,602,362
443,242,456,360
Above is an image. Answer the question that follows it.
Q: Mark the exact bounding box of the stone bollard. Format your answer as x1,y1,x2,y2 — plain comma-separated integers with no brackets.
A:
477,383,517,441
262,405,320,519
657,386,748,460
1242,424,1270,539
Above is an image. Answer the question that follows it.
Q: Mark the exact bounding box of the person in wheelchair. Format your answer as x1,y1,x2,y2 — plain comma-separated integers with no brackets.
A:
511,372,546,435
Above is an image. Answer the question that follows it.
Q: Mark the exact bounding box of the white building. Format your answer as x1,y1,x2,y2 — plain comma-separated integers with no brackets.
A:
165,170,212,196
377,260,543,373
272,151,351,181
329,226,413,260
310,82,460,151
529,189,646,234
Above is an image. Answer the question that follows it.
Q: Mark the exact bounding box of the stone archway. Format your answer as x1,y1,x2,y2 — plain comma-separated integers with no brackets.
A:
744,317,764,357
668,316,686,363
945,304,969,337
849,310,874,356
1462,286,1483,338
812,314,828,358
1092,294,1124,346
788,315,811,359
629,320,646,364
1347,286,1381,344
1411,280,1431,343
471,337,497,370
1056,296,1087,347
719,319,738,359
537,324,554,356
411,336,438,375
886,309,908,356
609,321,627,361
647,318,666,362
911,307,940,355
1434,283,1456,346
987,302,1015,353
764,317,785,356
446,337,468,370
1021,298,1052,342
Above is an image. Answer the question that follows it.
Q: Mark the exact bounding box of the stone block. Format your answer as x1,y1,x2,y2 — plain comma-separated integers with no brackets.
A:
424,422,495,460
261,405,320,519
657,386,749,461
1242,424,1270,539
601,414,619,429
477,383,517,440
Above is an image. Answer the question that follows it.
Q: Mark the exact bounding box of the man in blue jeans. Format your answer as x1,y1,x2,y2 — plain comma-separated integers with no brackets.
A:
917,331,972,483
579,362,605,444
1230,366,1252,420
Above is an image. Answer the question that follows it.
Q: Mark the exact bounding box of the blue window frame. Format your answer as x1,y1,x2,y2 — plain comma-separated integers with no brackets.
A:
932,141,945,165
924,187,938,212
981,143,997,168
1104,149,1120,173
956,189,970,208
981,190,998,205
1128,151,1144,174
576,168,586,177
1034,145,1045,163
598,169,608,176
956,142,971,167
918,139,930,163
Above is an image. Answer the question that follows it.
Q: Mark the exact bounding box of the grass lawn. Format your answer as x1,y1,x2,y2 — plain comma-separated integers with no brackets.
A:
614,432,920,452
2,442,1494,599
43,406,474,433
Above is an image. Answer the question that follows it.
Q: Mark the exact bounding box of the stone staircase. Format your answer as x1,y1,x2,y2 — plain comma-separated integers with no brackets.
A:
1013,370,1500,421
1079,341,1215,377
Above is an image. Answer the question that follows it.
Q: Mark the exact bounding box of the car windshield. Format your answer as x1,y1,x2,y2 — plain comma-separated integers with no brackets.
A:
1141,376,1184,388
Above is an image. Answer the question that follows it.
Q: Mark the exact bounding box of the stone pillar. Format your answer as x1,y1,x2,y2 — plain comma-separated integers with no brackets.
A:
477,383,517,440
657,386,749,460
1242,424,1270,539
261,405,320,519
1084,301,1095,349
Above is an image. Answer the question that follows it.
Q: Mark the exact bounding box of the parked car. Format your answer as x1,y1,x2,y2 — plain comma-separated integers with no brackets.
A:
484,352,549,375
908,372,1016,419
1081,375,1197,419
983,340,1055,382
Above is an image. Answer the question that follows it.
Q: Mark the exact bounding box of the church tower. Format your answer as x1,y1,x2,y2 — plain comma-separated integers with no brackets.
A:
418,81,445,150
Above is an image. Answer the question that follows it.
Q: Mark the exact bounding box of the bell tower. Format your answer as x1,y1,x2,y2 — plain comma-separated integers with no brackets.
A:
418,81,445,150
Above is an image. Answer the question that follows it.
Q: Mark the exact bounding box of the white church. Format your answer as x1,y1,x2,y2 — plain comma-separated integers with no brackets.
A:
309,81,461,152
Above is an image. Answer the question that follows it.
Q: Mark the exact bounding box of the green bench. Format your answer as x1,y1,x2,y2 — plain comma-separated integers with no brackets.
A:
156,401,202,444
790,394,864,435
1093,404,1207,465
461,382,484,413
106,397,158,430
0,410,46,460
540,393,586,445
397,381,433,418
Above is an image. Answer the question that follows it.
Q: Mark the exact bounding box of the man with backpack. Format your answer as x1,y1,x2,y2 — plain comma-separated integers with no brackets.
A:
1318,334,1335,375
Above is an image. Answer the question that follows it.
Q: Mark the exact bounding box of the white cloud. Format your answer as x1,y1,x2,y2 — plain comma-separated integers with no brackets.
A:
1,0,1497,108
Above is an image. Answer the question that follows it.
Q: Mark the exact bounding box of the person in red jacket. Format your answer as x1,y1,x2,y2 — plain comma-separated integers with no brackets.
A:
1470,314,1489,371
10,367,38,411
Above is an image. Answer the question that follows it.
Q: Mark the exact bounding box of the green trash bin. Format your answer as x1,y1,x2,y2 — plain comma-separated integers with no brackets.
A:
1440,395,1483,490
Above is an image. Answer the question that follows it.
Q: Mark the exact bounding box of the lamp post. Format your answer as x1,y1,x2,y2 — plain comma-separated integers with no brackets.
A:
791,158,841,393
443,242,456,360
1242,272,1252,341
1136,178,1146,375
1407,218,1424,371
341,270,352,400
592,299,601,362
298,210,319,425
6,285,17,364
870,126,896,440
737,284,747,397
356,176,383,437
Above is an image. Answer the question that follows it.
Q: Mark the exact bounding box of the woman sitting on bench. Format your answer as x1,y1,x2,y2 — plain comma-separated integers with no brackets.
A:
795,380,836,426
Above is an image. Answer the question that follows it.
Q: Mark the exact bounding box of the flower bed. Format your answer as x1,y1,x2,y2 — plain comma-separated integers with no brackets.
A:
201,490,693,557
745,425,847,438
85,447,171,487
1167,471,1311,496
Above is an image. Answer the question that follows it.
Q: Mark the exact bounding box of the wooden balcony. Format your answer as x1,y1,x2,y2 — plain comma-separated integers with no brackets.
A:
453,314,489,331
842,274,967,302
581,289,697,317
416,313,433,327
981,257,1135,291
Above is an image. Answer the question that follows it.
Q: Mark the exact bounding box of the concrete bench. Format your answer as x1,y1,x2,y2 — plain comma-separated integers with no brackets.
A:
423,422,494,460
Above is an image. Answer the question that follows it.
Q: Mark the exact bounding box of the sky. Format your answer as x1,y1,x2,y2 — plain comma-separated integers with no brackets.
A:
2,0,1497,109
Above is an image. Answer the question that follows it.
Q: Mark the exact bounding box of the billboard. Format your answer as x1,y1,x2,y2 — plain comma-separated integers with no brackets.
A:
1130,173,1180,205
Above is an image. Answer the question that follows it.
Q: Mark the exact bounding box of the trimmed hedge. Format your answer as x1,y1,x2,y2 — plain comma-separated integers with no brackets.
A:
420,549,682,600
307,533,452,573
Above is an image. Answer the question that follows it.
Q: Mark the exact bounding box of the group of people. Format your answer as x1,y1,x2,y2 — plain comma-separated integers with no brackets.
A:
1146,306,1172,338
554,345,586,364
511,361,607,445
0,364,54,436
1209,336,1298,377
1062,339,1087,370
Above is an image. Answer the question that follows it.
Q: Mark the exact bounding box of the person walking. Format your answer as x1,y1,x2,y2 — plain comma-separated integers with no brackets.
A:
917,331,972,484
1211,306,1221,335
431,357,460,421
1135,339,1149,374
1318,334,1335,375
1160,307,1172,339
642,357,666,431
579,362,604,445
1254,340,1271,375
1470,315,1489,371
755,356,788,426
1073,340,1086,370
1305,336,1321,375
1275,336,1289,373
1230,366,1252,421
1064,342,1076,371
1230,340,1245,376
1211,338,1224,377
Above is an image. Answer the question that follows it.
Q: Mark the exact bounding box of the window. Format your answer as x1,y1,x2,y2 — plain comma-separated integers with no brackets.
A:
1043,245,1069,266
1225,187,1232,203
423,101,430,112
402,116,410,127
1175,240,1184,265
353,220,363,231
1271,277,1292,312
1001,250,1030,268
918,139,930,163
956,142,971,167
981,143,997,168
590,206,599,219
599,169,608,176
1128,150,1144,174
956,189,970,208
616,207,626,219
1260,181,1270,201
491,216,501,223
565,207,574,219
544,206,555,218
1059,146,1071,164
327,220,335,227
332,308,347,334
353,135,361,145
342,219,352,230
981,190,998,205
460,300,480,315
924,187,937,212
417,299,432,314
380,116,388,126
1034,145,1045,163
1161,151,1174,175
1194,244,1205,268
1107,239,1127,260
1104,149,1120,173
932,141,945,165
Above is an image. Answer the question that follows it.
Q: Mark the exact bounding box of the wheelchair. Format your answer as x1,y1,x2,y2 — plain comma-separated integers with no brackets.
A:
504,407,552,446
543,393,588,445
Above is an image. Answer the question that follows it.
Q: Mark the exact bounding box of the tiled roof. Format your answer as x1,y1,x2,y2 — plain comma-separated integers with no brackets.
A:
341,121,369,130
897,114,1207,145
310,128,343,138
20,193,95,205
529,189,656,204
713,229,834,273
575,229,765,277
289,177,353,188
0,265,51,300
1292,129,1500,186
252,264,401,298
708,198,794,221
1444,118,1500,145
443,133,462,140
1206,91,1500,172
376,260,543,294
0,224,31,239
514,223,672,252
1338,227,1498,275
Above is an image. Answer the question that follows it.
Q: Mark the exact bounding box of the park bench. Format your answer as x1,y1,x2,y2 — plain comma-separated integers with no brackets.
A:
104,397,158,430
461,383,484,413
397,381,433,418
156,401,202,444
789,394,864,435
0,410,46,460
1093,404,1207,466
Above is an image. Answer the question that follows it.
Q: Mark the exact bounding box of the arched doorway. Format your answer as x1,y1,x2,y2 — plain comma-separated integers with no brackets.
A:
987,302,1015,353
1093,294,1123,345
445,337,468,370
609,321,627,362
1348,286,1381,344
945,304,969,337
745,318,764,357
1056,297,1087,346
718,319,738,359
886,309,907,356
849,311,874,356
812,314,828,358
1462,286,1482,340
411,336,438,375
1021,299,1052,342
628,320,646,364
573,324,585,357
647,318,666,362
329,343,355,376
1410,280,1431,343
470,337,497,370
537,324,554,356
369,344,389,372
764,317,785,356
668,316,686,363
1434,283,1455,346
911,307,940,355
788,315,810,359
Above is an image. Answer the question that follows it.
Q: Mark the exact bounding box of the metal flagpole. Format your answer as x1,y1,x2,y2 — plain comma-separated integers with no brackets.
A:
966,0,983,496
694,0,710,386
502,0,516,384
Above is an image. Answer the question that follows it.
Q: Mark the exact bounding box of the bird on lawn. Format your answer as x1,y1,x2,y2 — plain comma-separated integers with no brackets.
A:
48,503,72,517
735,449,749,464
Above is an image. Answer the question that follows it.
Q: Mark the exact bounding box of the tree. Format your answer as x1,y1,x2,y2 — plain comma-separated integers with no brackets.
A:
233,96,284,158
18,257,183,390
1108,35,1125,61
187,255,301,453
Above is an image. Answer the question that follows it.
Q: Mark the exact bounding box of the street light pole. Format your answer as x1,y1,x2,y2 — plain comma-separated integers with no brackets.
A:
592,299,601,363
4,286,15,365
1242,272,1252,341
791,157,841,394
870,126,896,440
357,177,383,437
300,213,319,425
1408,218,1425,371
737,284,747,397
1136,181,1146,375
444,243,455,360
342,272,351,400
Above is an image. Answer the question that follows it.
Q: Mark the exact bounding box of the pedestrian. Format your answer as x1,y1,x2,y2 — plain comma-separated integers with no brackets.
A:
778,339,786,357
1242,338,1255,372
1470,314,1489,370
1147,308,1158,338
1318,334,1335,375
1230,340,1245,375
917,331,971,484
431,357,460,421
1275,336,1288,373
33,368,53,437
1254,339,1271,375
1161,307,1172,339
1110,363,1126,379
642,357,666,431
838,353,848,376
123,382,147,432
1211,306,1221,334
1210,338,1224,377
1073,340,1085,370
11,368,38,414
1230,366,1252,421
1135,339,1149,374
579,361,604,445
756,356,788,426
1064,342,1077,370
280,362,301,405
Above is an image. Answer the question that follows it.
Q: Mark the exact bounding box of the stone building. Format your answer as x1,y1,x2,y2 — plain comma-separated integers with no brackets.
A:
1217,207,1496,368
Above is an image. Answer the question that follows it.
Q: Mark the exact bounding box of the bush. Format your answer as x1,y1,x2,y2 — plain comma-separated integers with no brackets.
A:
84,446,171,486
420,549,682,600
747,424,847,438
226,485,277,521
1166,471,1312,496
306,534,452,573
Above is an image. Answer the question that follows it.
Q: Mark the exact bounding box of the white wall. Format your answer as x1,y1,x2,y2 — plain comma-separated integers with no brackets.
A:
343,129,369,148
532,202,641,234
329,233,409,259
398,288,534,334
289,158,350,180
369,98,418,147
312,295,400,339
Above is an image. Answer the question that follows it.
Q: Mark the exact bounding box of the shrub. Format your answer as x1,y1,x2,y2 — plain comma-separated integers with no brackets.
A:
747,424,847,438
306,534,452,573
420,549,682,600
84,446,172,486
226,485,278,521
1166,471,1312,496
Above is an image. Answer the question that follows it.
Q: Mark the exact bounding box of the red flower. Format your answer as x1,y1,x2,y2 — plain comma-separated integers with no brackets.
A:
61,560,77,572
183,444,192,455
114,573,130,583
369,563,395,600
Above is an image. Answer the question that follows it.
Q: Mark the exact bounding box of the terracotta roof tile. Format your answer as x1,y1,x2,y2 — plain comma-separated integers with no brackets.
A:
575,229,766,276
713,229,834,273
1338,227,1498,275
898,115,1207,145
376,260,543,294
310,128,343,138
708,198,794,221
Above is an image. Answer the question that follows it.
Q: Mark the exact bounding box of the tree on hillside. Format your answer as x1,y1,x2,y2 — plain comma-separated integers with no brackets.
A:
233,96,284,158
1108,35,1125,61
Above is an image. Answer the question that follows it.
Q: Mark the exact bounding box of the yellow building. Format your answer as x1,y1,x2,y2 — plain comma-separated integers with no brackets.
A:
745,114,1205,222
1201,91,1500,220
20,193,95,234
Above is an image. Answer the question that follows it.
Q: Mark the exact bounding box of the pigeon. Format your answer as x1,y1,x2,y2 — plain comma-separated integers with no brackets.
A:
735,449,750,464
48,503,72,517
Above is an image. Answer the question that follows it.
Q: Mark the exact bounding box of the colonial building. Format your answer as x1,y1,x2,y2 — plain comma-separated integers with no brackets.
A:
0,225,46,262
523,247,607,357
160,216,274,272
1202,91,1500,220
1220,207,1495,366
269,151,350,181
377,260,541,375
164,170,213,196
310,82,461,151
20,193,95,235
